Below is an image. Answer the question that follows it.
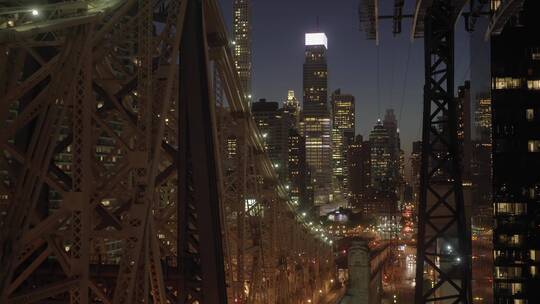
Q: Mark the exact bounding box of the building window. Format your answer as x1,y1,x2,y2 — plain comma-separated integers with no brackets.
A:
495,266,522,279
527,109,535,121
532,47,540,61
493,77,522,89
498,234,523,246
528,140,540,152
495,202,526,216
527,80,540,90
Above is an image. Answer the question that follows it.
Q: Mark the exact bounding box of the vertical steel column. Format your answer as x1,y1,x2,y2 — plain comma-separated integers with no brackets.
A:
415,0,471,303
177,0,227,303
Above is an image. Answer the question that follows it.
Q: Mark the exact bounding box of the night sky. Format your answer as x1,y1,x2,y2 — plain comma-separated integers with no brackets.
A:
218,0,483,156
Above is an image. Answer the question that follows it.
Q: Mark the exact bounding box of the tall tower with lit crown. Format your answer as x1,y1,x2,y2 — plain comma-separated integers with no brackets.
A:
301,32,332,207
233,0,252,103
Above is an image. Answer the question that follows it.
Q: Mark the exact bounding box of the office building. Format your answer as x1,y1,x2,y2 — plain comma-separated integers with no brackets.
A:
382,109,401,196
457,81,473,180
369,119,391,192
283,90,300,129
232,0,252,103
411,141,422,201
288,129,310,209
348,135,371,211
251,99,289,181
491,1,540,301
301,32,332,206
475,95,492,144
331,89,355,197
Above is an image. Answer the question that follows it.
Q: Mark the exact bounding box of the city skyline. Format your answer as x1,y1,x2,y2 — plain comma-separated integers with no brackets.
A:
219,0,477,156
1,0,536,303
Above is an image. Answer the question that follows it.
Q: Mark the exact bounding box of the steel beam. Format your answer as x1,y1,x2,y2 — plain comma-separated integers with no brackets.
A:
176,0,227,302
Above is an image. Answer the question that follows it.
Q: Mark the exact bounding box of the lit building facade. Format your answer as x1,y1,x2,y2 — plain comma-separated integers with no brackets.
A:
251,99,289,181
475,95,492,144
410,141,422,201
283,90,300,129
331,89,355,198
348,135,371,211
491,1,540,301
457,81,473,180
288,129,309,209
232,0,252,103
301,32,332,206
382,109,401,195
369,119,391,192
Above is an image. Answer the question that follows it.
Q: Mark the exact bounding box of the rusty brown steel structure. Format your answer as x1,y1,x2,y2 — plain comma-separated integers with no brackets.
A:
0,1,334,303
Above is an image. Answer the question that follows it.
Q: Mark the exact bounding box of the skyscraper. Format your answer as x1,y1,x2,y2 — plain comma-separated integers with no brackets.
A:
491,1,540,301
232,0,252,103
369,119,390,192
283,90,300,129
303,33,328,112
410,141,422,201
251,99,289,181
331,89,355,198
457,81,472,180
382,109,401,194
348,135,371,210
301,32,332,206
288,129,309,208
475,95,492,145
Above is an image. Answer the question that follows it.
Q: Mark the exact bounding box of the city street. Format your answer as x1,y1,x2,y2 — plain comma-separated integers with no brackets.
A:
381,244,416,304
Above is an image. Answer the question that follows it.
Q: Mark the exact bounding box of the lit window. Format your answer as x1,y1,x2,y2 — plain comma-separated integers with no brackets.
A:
527,109,535,121
493,77,522,89
528,140,540,152
527,80,540,90
531,47,540,60
495,202,526,215
495,266,522,279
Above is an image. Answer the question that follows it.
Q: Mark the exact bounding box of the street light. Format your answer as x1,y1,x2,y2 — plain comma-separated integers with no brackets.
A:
31,9,39,16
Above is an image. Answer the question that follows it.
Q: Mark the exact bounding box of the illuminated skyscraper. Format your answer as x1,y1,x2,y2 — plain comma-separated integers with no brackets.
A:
457,81,472,180
301,32,332,206
411,141,422,201
303,33,328,112
491,1,540,301
232,0,252,103
283,90,300,129
331,89,355,198
369,119,390,192
382,109,400,193
475,95,492,144
288,129,309,209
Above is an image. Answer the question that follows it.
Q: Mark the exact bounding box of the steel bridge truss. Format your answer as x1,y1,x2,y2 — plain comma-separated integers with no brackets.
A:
0,0,334,303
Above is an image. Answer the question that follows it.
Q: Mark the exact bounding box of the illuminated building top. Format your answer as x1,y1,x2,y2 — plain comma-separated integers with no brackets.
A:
305,33,328,49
